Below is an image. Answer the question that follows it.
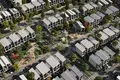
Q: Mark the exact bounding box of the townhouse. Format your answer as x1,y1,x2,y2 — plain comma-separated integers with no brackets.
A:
4,11,12,20
95,49,110,66
66,10,76,21
75,42,86,57
84,3,94,12
42,18,52,30
89,2,98,10
49,0,64,7
38,0,45,10
103,46,115,59
0,38,12,52
88,36,99,49
47,16,59,29
108,6,119,16
31,0,42,11
100,0,109,6
105,8,113,16
97,31,109,45
109,26,120,37
97,2,104,9
45,55,60,73
72,21,85,33
9,0,22,6
19,74,27,80
72,8,80,18
84,16,95,26
89,54,102,70
8,8,20,18
29,68,40,80
80,39,94,53
90,13,101,25
61,12,70,22
36,62,51,79
0,15,3,23
21,5,28,13
0,26,35,52
54,52,66,66
60,65,83,80
96,11,105,20
0,56,12,69
0,11,11,21
82,6,87,15
55,14,64,25
103,28,115,41
24,3,35,13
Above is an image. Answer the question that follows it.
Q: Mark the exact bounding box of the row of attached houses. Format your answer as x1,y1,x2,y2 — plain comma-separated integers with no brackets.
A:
0,8,20,23
97,26,120,45
74,26,120,57
84,5,119,27
89,46,115,70
20,0,64,13
19,52,66,80
0,56,12,72
74,36,99,57
42,8,80,30
53,65,83,80
0,26,36,52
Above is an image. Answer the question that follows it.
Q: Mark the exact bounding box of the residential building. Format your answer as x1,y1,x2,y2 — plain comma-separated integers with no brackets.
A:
9,0,22,6
72,21,85,33
66,10,76,21
82,6,87,15
55,14,64,25
53,76,64,80
17,29,30,43
8,33,21,47
4,11,12,20
84,16,95,26
49,0,64,6
80,39,94,53
103,28,115,41
0,59,7,71
89,54,102,70
72,8,80,18
95,49,110,65
75,43,86,57
31,0,42,11
0,38,12,52
109,26,120,37
1,11,10,21
70,65,83,80
8,8,20,18
24,3,35,13
42,18,51,30
25,26,36,39
54,52,66,66
47,16,59,28
105,8,113,15
36,62,51,79
0,15,3,22
100,0,109,5
103,46,115,58
89,2,98,10
19,74,27,80
21,5,28,13
0,56,12,69
96,11,105,20
29,68,40,80
84,3,94,11
90,13,101,25
98,31,109,45
88,36,99,49
46,55,60,73
61,12,70,22
108,6,119,16
38,0,45,10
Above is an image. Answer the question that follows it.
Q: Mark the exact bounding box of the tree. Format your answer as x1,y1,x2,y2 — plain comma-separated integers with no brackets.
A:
13,63,19,72
63,22,70,30
56,44,64,51
26,72,35,80
2,21,9,28
24,13,29,20
35,25,42,34
22,0,28,4
41,46,50,53
94,76,103,80
53,5,58,13
70,53,78,62
0,44,4,56
114,56,120,63
112,40,118,47
41,11,45,19
85,26,92,32
82,63,89,71
9,21,16,29
65,0,71,9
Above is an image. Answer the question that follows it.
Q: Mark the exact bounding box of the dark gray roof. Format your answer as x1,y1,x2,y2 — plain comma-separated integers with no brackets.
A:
90,13,101,20
105,8,113,15
96,11,105,18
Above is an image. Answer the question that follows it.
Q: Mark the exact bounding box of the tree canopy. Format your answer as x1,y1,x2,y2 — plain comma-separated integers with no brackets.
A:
26,72,35,80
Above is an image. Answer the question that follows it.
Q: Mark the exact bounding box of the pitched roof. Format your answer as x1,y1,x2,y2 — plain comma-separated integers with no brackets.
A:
19,74,27,80
32,0,41,7
88,36,99,45
46,55,59,68
53,76,64,80
84,16,95,23
109,26,120,33
55,14,63,20
84,3,94,10
105,8,113,15
24,3,34,9
48,16,58,23
96,11,105,18
95,49,110,61
90,13,101,20
89,54,102,65
29,68,40,80
36,62,50,75
70,65,83,78
100,0,109,5
76,21,85,28
75,43,86,52
0,38,11,47
9,33,21,42
4,11,11,16
55,52,66,63
103,46,115,57
21,5,28,11
0,56,11,65
38,0,45,4
0,59,5,67
99,31,109,41
73,8,80,14
17,29,29,38
42,18,51,26
26,26,35,34
89,2,98,8
108,6,119,12
103,28,115,37
80,39,94,49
